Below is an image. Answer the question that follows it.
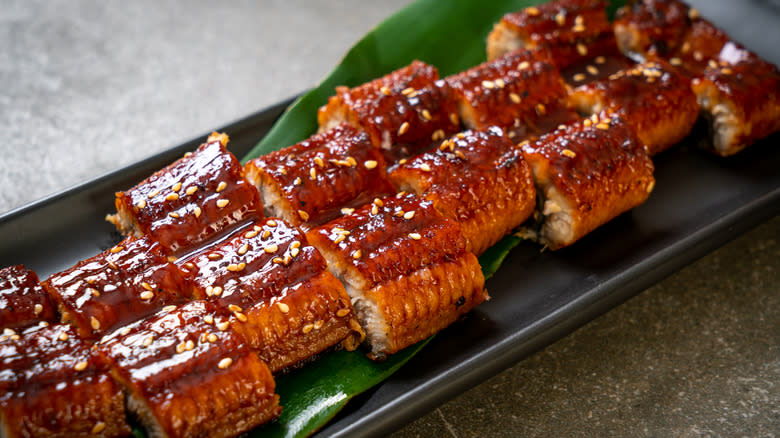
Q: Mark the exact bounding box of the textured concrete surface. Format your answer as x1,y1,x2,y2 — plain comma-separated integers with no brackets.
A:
1,1,778,437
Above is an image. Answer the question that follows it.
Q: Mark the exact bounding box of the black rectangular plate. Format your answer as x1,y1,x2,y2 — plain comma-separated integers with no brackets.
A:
0,1,778,437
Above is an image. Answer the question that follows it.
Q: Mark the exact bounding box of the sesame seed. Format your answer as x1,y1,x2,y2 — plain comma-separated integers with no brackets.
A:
482,80,495,89
290,247,300,258
419,163,431,172
380,86,391,96
293,177,302,185
207,333,218,343
167,256,178,263
536,103,547,115
298,210,310,221
336,308,351,317
228,304,243,313
176,342,186,353
244,230,258,239
575,15,584,25
309,167,317,180
184,262,195,270
143,336,153,347
148,190,160,199
216,199,229,208
169,212,180,218
267,221,276,228
647,180,656,193
562,149,577,158
302,323,314,334
403,211,415,220
141,282,153,291
277,302,290,313
234,312,248,322
88,287,100,297
455,150,466,159
107,261,118,270
217,357,233,369
204,314,214,324
352,249,362,259
721,67,732,75
373,198,384,207
314,320,324,330
200,333,207,343
216,181,227,192
314,156,325,168
186,186,198,195
264,244,279,253
90,317,101,330
91,422,106,434
509,92,521,104
333,234,346,244
399,158,408,165
58,332,69,341
688,7,700,19
184,152,193,157
346,156,357,167
262,230,271,239
165,192,179,201
136,200,146,209
518,61,530,71
409,233,422,240
272,257,284,264
238,243,249,255
163,305,177,312
120,327,132,336
596,123,610,130
140,291,154,300
226,263,246,272
34,303,43,315
171,182,182,192
586,65,599,75
421,109,432,121
208,253,222,261
526,6,540,16
577,43,588,56
555,11,566,26
205,285,214,297
109,245,123,254
572,24,585,32
595,56,606,64
401,87,415,96
194,206,202,218
693,51,703,61
398,122,410,136
74,361,88,371
185,340,195,351
573,73,586,82
217,321,230,331
450,113,459,125
495,78,506,88
291,241,301,249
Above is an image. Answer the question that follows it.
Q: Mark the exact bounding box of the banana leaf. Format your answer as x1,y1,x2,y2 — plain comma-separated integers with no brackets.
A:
229,0,627,437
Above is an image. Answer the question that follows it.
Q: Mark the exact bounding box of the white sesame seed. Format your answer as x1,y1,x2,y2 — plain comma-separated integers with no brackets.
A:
58,332,69,341
90,316,101,330
409,233,422,240
302,323,314,334
120,327,132,336
193,206,202,218
596,123,610,130
244,230,258,239
176,342,186,354
314,320,324,330
277,302,290,313
398,122,410,136
136,200,146,209
217,321,230,331
141,282,153,291
595,56,606,64
371,204,379,215
562,149,577,158
216,181,227,193
526,6,540,16
450,112,459,125
298,210,310,221
403,211,415,220
185,340,195,351
238,244,249,255
185,186,198,196
419,163,431,172
234,312,248,322
228,304,242,313
226,263,246,272
218,357,233,369
165,193,179,201
380,86,391,96
290,247,300,258
216,199,230,208
204,314,214,324
109,246,123,254
143,336,153,347
264,244,279,254
309,167,317,180
314,156,325,168
34,303,43,315
341,207,355,215
401,87,415,95
74,361,88,371
207,333,218,343
518,61,530,70
555,11,566,26
509,92,521,104
577,43,588,56
587,65,599,75
171,182,182,192
481,80,495,89
140,291,154,300
163,305,177,312
688,7,700,19
573,73,586,82
147,190,160,199
91,422,106,434
336,308,351,317
352,250,362,259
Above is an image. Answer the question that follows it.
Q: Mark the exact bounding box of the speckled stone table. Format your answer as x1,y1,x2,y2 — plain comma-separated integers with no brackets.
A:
1,1,777,437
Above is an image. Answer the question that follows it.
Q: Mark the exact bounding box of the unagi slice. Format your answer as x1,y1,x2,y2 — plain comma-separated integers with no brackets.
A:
692,57,780,156
98,301,281,438
389,127,536,256
317,60,461,163
107,132,263,254
0,265,57,331
245,124,395,230
0,323,129,437
569,60,699,155
520,113,655,250
43,236,193,339
445,49,578,140
306,193,486,360
180,218,363,373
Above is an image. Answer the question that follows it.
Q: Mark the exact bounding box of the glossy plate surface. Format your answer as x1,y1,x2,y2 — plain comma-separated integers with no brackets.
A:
0,1,778,437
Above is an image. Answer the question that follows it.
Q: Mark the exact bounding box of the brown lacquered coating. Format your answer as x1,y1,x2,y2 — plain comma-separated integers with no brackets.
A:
389,127,536,256
111,133,263,254
99,300,281,438
570,60,698,155
0,323,129,437
692,58,780,156
490,0,617,70
307,193,467,289
245,124,395,229
446,49,570,133
0,265,56,330
43,236,193,339
180,218,363,372
366,253,485,358
317,61,461,163
614,0,693,56
561,52,635,86
522,114,655,249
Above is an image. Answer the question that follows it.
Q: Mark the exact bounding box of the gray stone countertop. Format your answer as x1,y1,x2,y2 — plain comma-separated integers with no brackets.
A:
1,1,777,437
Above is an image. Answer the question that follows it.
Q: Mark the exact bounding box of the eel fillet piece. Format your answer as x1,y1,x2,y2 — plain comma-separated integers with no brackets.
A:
43,236,194,339
0,323,129,438
389,127,536,256
0,265,57,331
307,193,486,360
107,132,263,254
98,301,281,438
245,124,395,230
317,60,461,163
520,113,655,250
180,218,364,373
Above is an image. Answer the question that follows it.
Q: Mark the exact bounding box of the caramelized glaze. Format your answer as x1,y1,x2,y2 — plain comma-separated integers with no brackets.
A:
0,265,56,330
